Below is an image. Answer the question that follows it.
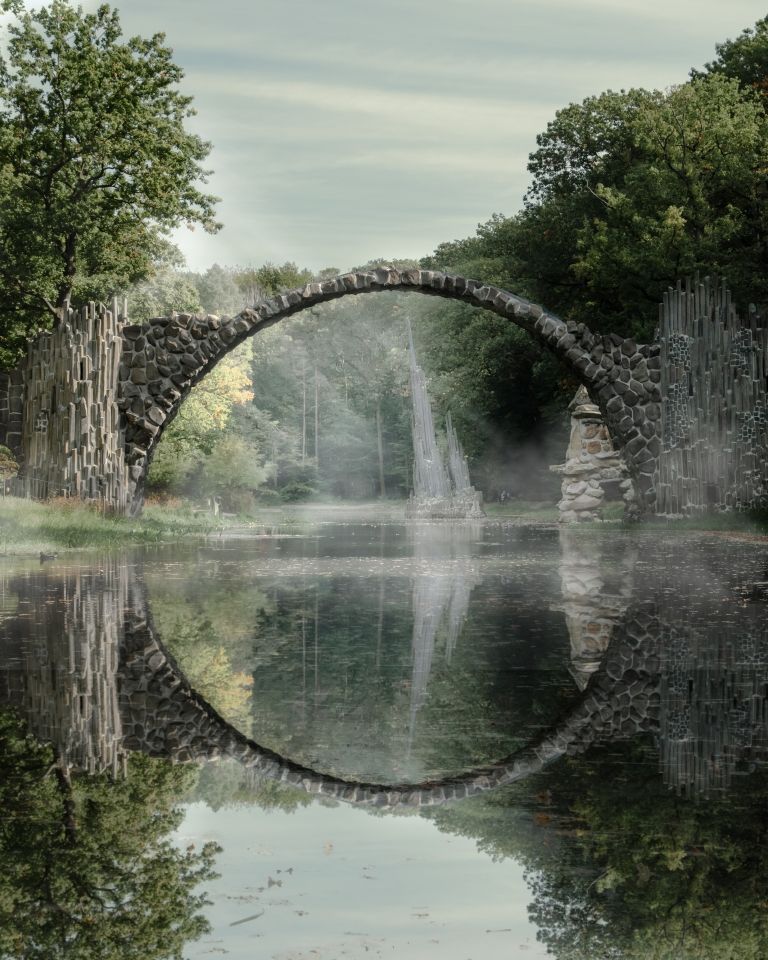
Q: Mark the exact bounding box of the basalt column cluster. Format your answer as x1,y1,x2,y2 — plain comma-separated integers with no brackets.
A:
0,302,131,508
656,277,768,514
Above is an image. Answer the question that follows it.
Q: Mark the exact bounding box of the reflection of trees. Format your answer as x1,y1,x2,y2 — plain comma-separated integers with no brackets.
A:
0,709,220,960
432,740,768,960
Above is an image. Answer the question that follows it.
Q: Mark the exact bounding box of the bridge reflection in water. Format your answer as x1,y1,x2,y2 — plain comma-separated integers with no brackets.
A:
1,528,767,803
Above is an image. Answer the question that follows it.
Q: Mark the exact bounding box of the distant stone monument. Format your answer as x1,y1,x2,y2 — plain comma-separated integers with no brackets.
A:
405,320,484,519
551,386,636,522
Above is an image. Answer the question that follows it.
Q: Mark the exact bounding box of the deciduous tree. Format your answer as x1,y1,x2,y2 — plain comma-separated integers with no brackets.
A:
0,1,219,365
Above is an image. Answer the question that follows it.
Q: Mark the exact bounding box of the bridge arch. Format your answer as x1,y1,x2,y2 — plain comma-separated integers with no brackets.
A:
118,268,662,512
121,605,657,809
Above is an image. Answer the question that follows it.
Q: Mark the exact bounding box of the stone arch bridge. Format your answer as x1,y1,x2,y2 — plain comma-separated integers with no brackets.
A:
0,555,659,807
0,267,661,514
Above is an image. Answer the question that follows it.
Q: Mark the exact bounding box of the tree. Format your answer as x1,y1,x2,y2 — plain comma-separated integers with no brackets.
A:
190,263,243,316
570,76,768,327
147,342,254,496
0,1,219,366
696,15,768,102
0,709,220,960
233,261,313,305
126,245,203,323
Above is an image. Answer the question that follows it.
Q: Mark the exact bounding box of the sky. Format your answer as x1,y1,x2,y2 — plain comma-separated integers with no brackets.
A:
76,0,768,274
179,799,547,960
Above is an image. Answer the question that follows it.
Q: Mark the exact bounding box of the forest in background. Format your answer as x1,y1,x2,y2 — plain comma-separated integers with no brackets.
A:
0,5,767,509
134,257,568,508
118,14,768,511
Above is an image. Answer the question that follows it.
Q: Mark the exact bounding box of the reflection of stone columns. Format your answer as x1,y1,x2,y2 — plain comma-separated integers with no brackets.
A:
555,530,635,689
0,560,130,775
550,387,635,522
657,598,768,797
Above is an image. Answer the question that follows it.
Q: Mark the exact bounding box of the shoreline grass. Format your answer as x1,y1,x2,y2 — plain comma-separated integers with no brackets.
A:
0,496,235,555
1,494,765,556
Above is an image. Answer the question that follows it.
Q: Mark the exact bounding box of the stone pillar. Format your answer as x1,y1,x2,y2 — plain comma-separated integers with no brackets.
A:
5,303,134,510
550,386,635,522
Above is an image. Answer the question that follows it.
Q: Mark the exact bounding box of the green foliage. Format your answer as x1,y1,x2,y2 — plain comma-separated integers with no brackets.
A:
154,617,254,732
279,480,316,502
234,261,313,303
0,443,17,477
0,0,219,366
0,710,220,960
696,15,768,101
0,495,238,553
127,249,204,323
434,71,768,345
431,741,768,960
190,263,243,316
147,342,255,498
197,434,267,511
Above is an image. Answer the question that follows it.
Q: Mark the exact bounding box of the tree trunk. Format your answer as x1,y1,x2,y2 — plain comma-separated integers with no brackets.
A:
272,435,278,488
301,364,307,464
54,758,77,845
375,397,386,498
314,365,319,463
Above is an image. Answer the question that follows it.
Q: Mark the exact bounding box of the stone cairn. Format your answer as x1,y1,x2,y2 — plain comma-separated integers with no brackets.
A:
550,386,636,522
405,318,484,519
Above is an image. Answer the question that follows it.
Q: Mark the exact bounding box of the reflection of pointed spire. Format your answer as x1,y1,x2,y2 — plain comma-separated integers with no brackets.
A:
405,524,482,758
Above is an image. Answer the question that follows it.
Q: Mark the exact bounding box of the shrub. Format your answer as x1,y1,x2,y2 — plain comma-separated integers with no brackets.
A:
279,481,315,502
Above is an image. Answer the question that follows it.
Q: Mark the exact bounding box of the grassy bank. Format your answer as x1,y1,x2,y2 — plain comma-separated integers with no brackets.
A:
1,495,765,556
0,497,233,554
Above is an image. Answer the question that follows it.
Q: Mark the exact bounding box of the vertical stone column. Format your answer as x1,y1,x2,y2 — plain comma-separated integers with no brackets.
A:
11,303,133,510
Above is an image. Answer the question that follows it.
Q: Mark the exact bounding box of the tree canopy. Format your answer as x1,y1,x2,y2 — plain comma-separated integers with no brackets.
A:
0,709,220,960
0,0,219,366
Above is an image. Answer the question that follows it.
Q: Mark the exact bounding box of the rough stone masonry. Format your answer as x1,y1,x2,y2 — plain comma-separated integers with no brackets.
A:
0,268,665,515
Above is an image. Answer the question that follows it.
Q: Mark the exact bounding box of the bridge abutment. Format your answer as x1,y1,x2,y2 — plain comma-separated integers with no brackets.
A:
0,302,135,510
8,270,760,517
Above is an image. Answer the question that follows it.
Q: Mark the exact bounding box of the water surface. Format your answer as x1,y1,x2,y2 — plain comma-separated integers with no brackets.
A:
1,519,767,959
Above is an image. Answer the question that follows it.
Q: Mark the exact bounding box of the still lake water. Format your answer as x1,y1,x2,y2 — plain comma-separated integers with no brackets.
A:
2,518,768,959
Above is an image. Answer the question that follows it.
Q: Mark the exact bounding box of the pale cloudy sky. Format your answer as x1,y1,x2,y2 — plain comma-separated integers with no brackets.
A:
90,0,768,272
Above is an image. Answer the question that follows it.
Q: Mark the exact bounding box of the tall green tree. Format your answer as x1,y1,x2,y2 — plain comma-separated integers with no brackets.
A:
695,15,768,102
0,1,219,366
0,710,220,960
